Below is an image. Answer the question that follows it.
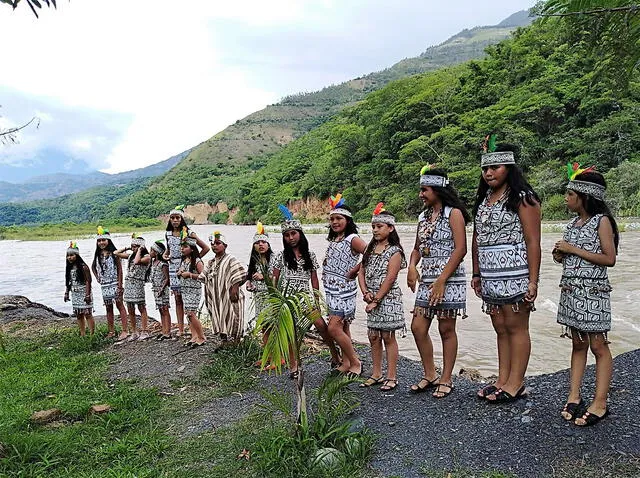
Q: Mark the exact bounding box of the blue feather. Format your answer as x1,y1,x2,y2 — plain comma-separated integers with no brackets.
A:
278,204,293,220
335,198,345,208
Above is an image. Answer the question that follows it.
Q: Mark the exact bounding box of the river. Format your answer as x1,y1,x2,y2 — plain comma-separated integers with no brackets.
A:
1,225,638,376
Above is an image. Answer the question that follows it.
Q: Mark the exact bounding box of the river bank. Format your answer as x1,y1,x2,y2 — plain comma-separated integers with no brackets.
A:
2,297,639,477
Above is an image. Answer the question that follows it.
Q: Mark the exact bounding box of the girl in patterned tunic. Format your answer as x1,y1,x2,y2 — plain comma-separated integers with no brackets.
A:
358,205,406,392
246,222,273,325
92,227,128,339
323,195,367,377
116,234,151,341
177,237,207,347
407,166,470,398
150,241,172,341
164,206,209,337
553,166,618,426
471,139,541,403
272,205,340,377
64,242,95,336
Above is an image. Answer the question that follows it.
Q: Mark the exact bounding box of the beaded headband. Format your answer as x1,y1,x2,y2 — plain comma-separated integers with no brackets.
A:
328,193,353,218
371,202,396,225
419,165,449,187
253,221,269,243
480,134,515,167
208,230,227,245
67,241,79,255
565,163,605,200
96,226,110,240
151,240,166,254
169,204,185,217
278,204,303,232
130,233,145,247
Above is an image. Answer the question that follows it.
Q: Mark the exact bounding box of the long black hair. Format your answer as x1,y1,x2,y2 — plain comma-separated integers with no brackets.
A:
283,229,314,272
247,243,273,280
128,243,152,281
166,215,188,232
181,242,200,273
423,168,472,224
66,253,89,287
573,171,620,252
327,205,359,240
92,238,117,275
362,211,405,267
473,144,541,216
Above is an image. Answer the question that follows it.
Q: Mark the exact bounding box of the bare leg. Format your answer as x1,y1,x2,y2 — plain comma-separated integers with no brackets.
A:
314,317,341,365
576,333,612,422
174,292,184,335
139,304,149,332
410,312,438,382
369,334,383,379
566,331,589,404
115,299,129,339
382,331,399,381
187,312,206,344
328,316,361,374
437,317,458,385
128,303,138,335
77,314,86,336
105,303,115,336
490,311,510,388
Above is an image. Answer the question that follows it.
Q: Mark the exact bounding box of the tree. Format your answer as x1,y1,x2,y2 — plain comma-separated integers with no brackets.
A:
0,113,39,145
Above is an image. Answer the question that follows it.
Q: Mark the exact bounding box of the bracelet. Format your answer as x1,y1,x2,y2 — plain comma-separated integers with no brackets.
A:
472,273,481,278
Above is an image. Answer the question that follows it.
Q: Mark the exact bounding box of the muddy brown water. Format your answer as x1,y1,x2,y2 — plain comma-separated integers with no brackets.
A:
2,225,638,376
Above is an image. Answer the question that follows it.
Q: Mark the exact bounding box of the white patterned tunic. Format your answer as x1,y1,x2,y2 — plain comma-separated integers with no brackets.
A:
322,234,360,321
95,253,119,306
166,231,183,292
272,251,319,296
70,266,93,315
415,207,466,318
150,260,171,310
179,257,203,312
123,258,149,305
475,191,530,307
364,245,406,333
557,215,612,333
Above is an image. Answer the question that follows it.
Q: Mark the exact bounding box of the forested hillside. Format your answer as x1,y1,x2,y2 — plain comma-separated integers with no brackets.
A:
0,13,530,225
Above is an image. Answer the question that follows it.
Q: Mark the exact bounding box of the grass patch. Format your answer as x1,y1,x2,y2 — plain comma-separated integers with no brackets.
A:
549,453,640,478
420,470,515,478
0,219,162,241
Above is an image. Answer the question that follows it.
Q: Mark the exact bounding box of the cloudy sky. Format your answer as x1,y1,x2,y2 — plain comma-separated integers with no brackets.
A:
0,0,533,180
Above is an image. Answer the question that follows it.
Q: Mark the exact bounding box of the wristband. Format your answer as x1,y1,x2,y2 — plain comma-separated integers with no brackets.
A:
472,273,481,279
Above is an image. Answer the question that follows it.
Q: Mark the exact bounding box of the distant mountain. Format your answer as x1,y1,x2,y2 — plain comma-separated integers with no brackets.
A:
0,149,191,203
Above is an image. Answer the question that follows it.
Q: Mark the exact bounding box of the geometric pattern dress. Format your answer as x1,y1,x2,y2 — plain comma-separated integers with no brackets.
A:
363,244,406,335
414,207,466,319
150,260,171,310
123,257,149,306
557,214,612,336
475,190,531,312
166,232,183,293
322,233,361,322
70,266,93,316
96,254,120,306
179,257,204,313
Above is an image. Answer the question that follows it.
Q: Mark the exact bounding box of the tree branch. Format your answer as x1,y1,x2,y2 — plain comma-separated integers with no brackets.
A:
542,5,640,17
0,116,39,144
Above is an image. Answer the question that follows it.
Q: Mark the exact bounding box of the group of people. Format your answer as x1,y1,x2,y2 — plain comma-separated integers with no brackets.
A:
64,139,619,427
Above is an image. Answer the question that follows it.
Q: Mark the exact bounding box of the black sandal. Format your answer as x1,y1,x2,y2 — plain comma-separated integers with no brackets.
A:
359,376,384,388
575,409,609,427
380,379,398,392
486,385,527,404
561,399,585,421
409,376,439,394
477,384,498,399
289,370,299,380
432,382,454,399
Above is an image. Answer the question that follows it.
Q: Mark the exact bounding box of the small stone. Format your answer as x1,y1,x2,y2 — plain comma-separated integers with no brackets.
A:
388,421,395,427
521,416,532,424
30,408,61,424
564,429,574,437
44,420,67,429
177,365,186,372
522,409,531,415
89,404,111,414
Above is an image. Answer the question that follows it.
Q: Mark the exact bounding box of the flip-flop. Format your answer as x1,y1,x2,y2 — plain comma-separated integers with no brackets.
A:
575,409,609,427
561,399,585,421
432,382,454,399
477,384,498,399
359,376,384,388
410,376,439,394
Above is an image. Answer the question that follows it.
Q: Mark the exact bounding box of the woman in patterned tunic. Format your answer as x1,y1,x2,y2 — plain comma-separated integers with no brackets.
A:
407,166,470,398
245,222,273,327
64,242,95,336
272,207,340,377
92,227,128,339
553,167,618,426
116,235,151,341
178,237,206,347
164,206,210,337
150,241,172,340
471,141,541,403
323,197,367,377
358,205,406,392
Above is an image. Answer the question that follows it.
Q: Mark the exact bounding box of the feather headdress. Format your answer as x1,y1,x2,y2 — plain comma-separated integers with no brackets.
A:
279,203,303,232
207,230,227,245
372,202,385,215
482,134,497,154
480,133,515,167
565,162,604,200
67,241,79,254
169,205,185,217
253,221,270,243
371,202,395,225
130,233,145,247
328,193,352,218
96,226,110,240
419,164,449,187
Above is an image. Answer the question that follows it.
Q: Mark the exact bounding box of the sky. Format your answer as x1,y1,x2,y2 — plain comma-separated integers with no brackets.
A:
0,0,533,180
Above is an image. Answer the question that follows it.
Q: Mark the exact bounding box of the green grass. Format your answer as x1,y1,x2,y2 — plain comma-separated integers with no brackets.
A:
0,219,162,241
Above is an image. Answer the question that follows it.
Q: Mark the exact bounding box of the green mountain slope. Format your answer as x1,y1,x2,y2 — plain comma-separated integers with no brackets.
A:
0,12,532,226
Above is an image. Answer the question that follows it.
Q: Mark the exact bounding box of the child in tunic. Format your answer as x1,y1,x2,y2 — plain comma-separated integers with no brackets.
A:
178,237,206,347
92,227,128,339
150,240,172,340
64,242,95,336
116,234,151,341
471,139,541,403
323,195,367,377
407,166,470,398
358,204,406,392
553,166,618,426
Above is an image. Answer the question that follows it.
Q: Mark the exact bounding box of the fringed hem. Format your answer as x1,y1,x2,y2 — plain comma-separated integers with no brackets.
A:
482,299,535,316
559,326,610,344
327,310,356,324
413,306,467,320
367,326,407,338
73,306,93,316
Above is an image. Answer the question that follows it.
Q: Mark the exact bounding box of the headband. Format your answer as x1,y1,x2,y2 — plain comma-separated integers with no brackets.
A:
96,226,110,240
278,204,303,232
419,165,449,187
67,241,79,255
151,240,166,254
169,204,185,217
328,193,353,218
371,202,396,225
253,221,270,244
208,231,227,245
566,163,605,200
130,233,145,247
480,133,515,167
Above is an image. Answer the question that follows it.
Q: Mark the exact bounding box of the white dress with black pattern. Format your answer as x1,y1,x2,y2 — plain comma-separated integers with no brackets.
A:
179,257,203,312
364,245,406,333
557,215,612,334
322,234,360,321
96,254,119,306
272,251,319,296
415,207,466,318
70,266,93,315
123,259,149,305
166,232,183,292
150,260,171,310
475,192,530,308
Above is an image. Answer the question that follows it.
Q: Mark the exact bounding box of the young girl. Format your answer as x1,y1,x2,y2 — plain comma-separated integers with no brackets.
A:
407,166,470,398
323,195,367,377
150,240,172,341
272,205,340,378
164,206,209,336
64,242,95,336
358,204,406,392
92,226,128,339
115,234,151,341
471,139,541,403
246,222,273,325
554,165,618,426
177,236,207,347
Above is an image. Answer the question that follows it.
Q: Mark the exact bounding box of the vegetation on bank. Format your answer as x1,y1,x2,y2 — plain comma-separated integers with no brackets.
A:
0,218,162,241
